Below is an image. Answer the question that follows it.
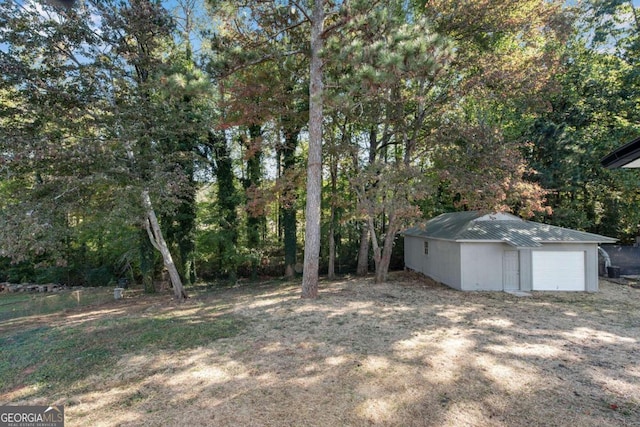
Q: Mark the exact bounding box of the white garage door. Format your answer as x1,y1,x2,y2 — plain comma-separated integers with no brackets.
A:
532,251,585,291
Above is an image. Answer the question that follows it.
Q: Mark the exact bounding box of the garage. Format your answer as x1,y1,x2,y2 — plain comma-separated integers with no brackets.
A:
532,251,585,291
403,211,616,292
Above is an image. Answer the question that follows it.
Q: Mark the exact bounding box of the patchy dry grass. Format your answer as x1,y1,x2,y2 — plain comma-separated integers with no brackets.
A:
1,273,639,426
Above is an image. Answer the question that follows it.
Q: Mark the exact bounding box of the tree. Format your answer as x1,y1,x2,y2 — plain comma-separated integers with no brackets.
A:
243,124,265,281
325,2,453,283
204,0,310,282
0,0,195,299
202,2,325,298
300,0,325,297
279,103,304,279
99,0,190,299
418,0,570,212
0,1,104,267
211,130,240,282
158,43,210,288
523,1,640,239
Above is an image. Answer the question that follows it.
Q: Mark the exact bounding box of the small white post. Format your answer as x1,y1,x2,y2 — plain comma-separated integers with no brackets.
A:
114,288,124,300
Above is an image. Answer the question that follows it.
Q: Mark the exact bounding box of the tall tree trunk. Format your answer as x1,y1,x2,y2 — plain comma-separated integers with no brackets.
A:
301,0,324,298
181,204,197,286
328,152,338,279
368,216,382,276
281,126,299,279
327,149,338,280
328,211,336,280
142,190,187,300
369,212,399,284
356,126,378,276
245,124,263,281
163,183,197,286
630,1,640,33
356,222,370,276
375,220,399,284
211,130,238,283
283,205,297,279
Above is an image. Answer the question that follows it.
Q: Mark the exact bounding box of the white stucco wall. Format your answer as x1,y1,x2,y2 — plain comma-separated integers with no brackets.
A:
404,236,461,289
404,236,425,274
460,242,510,291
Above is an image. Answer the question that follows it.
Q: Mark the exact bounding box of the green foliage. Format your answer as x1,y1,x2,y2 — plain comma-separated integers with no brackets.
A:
0,1,207,286
524,23,640,238
2,0,640,285
0,259,35,284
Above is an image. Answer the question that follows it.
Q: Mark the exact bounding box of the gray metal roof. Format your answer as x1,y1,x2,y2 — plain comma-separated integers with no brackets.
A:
403,212,617,248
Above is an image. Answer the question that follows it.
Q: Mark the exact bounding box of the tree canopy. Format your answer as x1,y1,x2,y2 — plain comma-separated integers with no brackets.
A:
1,0,639,297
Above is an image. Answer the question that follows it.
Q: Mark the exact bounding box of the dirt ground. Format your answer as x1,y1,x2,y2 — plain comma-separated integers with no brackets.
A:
3,272,640,426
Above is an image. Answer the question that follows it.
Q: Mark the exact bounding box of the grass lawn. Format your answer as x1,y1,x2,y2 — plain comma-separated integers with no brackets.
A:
1,272,639,426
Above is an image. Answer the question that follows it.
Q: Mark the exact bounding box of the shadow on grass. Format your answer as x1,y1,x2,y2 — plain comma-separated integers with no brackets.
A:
2,275,640,426
0,303,245,402
104,275,638,426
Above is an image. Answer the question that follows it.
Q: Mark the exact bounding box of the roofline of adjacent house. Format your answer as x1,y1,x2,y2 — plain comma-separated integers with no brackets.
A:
403,235,616,244
456,239,616,244
601,136,640,169
456,236,618,243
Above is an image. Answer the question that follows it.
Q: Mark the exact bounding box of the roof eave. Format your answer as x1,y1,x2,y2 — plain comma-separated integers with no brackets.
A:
446,238,616,245
536,240,618,244
601,136,640,169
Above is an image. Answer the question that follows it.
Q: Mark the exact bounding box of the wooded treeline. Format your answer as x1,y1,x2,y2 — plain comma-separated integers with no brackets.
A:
1,0,639,298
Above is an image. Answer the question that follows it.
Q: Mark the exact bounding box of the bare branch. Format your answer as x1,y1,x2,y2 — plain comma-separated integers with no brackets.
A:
289,0,311,23
216,49,305,78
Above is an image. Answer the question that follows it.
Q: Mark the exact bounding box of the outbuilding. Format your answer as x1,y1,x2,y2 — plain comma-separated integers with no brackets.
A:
403,211,617,292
